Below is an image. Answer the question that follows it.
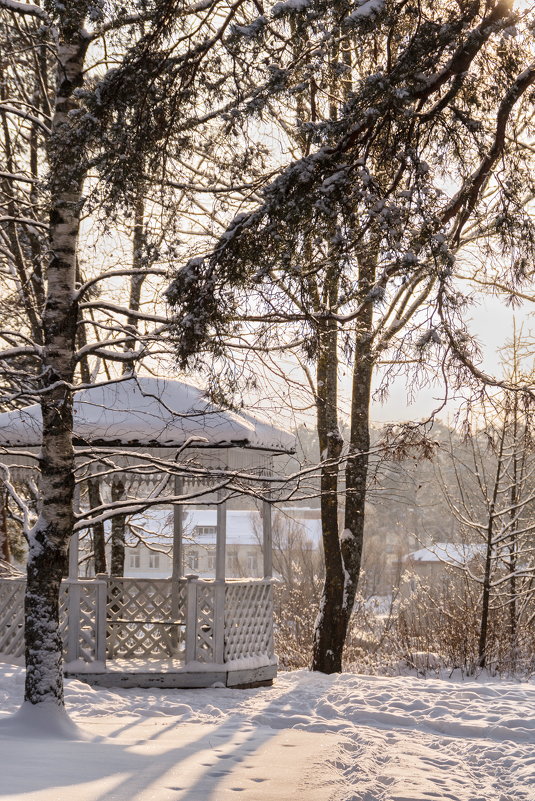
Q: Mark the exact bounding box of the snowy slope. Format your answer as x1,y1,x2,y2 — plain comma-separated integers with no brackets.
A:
0,663,534,800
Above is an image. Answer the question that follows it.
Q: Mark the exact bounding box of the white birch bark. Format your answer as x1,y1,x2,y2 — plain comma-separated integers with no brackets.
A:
24,18,89,706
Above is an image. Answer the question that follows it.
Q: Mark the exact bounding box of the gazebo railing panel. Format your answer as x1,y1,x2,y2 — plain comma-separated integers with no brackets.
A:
224,580,273,663
60,580,105,663
0,578,25,658
0,577,104,663
1,575,276,670
194,580,216,663
106,577,187,659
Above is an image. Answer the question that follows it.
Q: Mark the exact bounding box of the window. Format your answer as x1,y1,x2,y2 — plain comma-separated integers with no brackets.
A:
207,555,215,571
247,551,258,574
227,554,240,572
194,526,217,537
129,550,140,569
149,552,160,569
188,550,199,570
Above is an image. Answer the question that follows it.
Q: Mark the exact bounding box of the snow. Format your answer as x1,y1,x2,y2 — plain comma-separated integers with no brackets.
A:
271,0,311,17
0,0,48,20
0,375,295,453
0,557,23,577
0,700,89,741
407,542,486,564
348,0,385,22
0,661,534,800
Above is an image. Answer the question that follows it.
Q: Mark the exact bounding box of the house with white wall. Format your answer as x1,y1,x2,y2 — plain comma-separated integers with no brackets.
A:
108,506,321,579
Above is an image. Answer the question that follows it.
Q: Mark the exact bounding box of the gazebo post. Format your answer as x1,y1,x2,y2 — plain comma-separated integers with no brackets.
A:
214,490,227,664
262,497,273,579
68,530,80,580
172,475,184,582
171,475,184,653
66,483,81,663
68,484,81,580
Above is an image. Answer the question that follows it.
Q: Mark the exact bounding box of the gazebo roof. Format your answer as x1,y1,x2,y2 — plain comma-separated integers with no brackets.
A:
0,376,295,453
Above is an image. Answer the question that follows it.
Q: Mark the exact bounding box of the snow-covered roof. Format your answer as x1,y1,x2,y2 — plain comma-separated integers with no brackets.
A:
407,543,486,565
0,376,295,453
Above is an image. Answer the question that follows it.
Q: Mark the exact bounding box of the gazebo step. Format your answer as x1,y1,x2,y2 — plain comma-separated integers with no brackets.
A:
64,662,277,689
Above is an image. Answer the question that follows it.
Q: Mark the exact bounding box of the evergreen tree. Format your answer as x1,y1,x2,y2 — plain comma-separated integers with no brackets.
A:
167,0,535,671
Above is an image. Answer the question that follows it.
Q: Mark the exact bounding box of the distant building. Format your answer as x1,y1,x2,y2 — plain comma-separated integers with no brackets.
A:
403,542,486,590
81,506,322,579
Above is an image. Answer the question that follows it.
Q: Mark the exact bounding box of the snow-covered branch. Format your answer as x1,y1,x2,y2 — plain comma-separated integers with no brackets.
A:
0,0,48,21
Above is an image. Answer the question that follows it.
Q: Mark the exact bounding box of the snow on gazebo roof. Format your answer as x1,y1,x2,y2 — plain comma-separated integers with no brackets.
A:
0,376,295,453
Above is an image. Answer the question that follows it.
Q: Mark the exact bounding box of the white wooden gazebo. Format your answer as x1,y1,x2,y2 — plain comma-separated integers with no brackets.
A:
0,376,295,688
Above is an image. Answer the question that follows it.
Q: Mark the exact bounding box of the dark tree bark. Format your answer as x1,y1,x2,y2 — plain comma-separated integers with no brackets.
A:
0,489,10,562
312,246,376,672
477,427,505,668
311,315,344,672
341,249,376,632
110,479,127,577
88,478,107,575
123,182,147,368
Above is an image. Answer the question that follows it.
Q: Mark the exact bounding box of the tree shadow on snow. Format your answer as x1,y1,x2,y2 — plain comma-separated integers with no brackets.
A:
0,684,306,801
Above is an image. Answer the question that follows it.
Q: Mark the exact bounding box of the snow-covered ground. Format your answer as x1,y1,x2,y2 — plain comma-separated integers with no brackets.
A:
0,662,534,801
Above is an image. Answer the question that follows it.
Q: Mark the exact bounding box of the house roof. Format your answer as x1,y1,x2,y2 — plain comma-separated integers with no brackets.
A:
407,543,486,565
0,376,295,453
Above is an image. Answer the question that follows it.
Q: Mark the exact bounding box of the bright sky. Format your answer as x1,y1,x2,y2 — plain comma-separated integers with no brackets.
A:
369,296,533,423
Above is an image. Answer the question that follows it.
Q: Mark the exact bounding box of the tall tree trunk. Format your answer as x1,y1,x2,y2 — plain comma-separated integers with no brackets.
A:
478,525,494,669
76,304,107,575
88,478,107,574
477,427,505,669
312,317,344,672
312,240,376,672
123,182,146,371
109,182,146,576
310,30,359,672
0,488,10,562
110,479,127,577
341,249,376,628
24,16,88,707
507,398,519,660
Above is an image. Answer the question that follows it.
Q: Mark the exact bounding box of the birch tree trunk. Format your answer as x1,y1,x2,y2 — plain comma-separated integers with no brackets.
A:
24,13,88,706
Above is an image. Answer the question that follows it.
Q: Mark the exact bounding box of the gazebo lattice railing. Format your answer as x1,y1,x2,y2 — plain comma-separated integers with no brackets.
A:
0,576,105,663
0,574,274,671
